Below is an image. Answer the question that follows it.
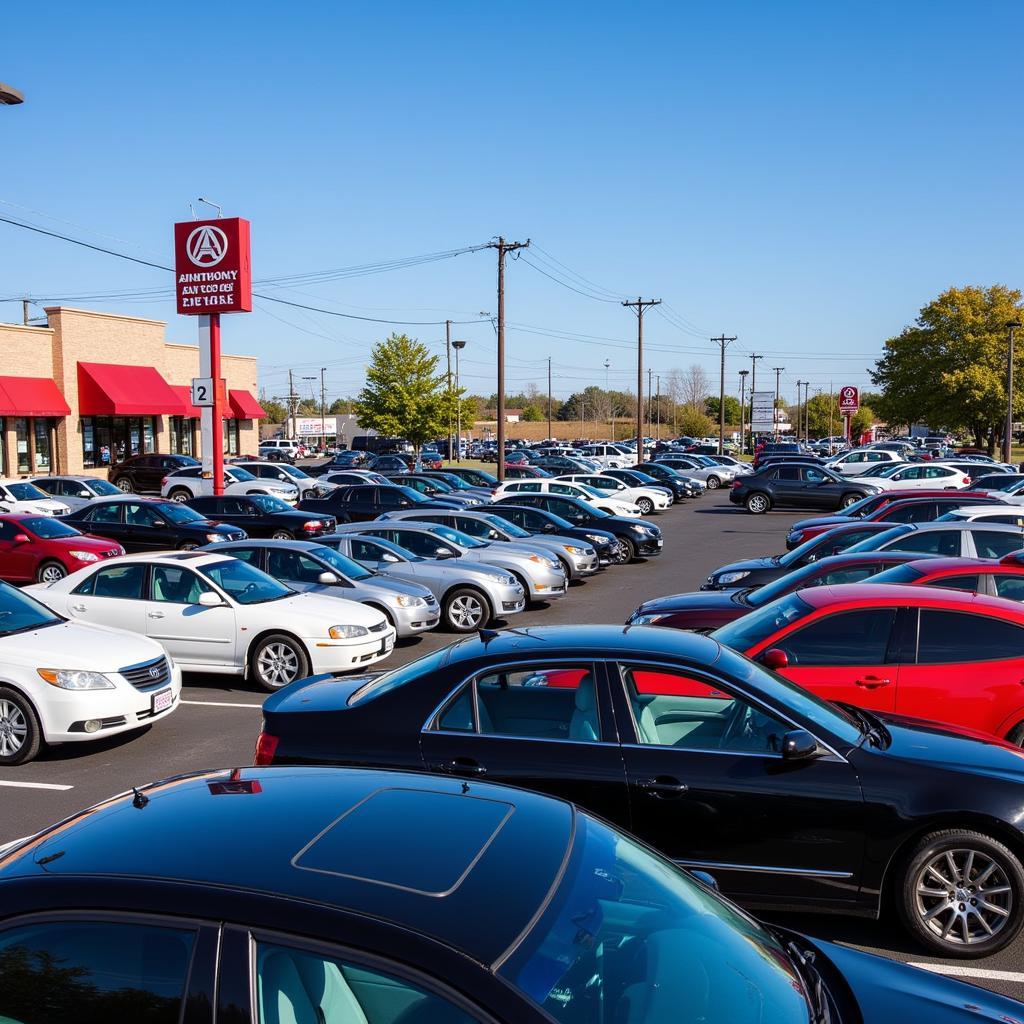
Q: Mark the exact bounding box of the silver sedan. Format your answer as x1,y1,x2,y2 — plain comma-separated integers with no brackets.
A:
30,474,127,511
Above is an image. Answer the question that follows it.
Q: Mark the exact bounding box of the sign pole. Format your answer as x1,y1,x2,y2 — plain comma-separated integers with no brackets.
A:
210,313,224,495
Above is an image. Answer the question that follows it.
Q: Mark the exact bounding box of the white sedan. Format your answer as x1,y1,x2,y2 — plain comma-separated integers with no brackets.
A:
0,581,181,765
492,479,641,517
161,465,299,504
26,551,395,692
0,479,70,517
556,473,671,515
868,463,972,492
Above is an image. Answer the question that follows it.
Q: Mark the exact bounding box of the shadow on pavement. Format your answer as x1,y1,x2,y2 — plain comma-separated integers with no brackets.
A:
39,725,152,762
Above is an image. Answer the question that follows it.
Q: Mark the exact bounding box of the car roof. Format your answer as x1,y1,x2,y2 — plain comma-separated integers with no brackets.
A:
903,557,1005,574
81,551,229,566
74,494,168,504
946,504,1024,516
796,583,1024,617
899,521,1024,533
0,766,573,965
0,511,55,522
209,538,324,551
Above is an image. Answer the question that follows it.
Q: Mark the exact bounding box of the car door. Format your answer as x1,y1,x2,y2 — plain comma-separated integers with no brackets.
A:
123,501,180,550
136,455,163,492
342,485,376,520
419,659,630,827
767,465,805,505
0,519,37,581
764,607,901,712
146,563,237,668
67,561,149,633
801,465,840,509
78,500,132,547
609,661,865,904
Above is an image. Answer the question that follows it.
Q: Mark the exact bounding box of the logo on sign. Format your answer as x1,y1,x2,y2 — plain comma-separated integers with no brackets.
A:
186,225,228,267
838,386,859,413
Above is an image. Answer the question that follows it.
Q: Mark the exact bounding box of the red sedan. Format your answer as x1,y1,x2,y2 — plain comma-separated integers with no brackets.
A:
0,513,124,584
503,464,551,479
713,583,1024,744
871,554,1024,601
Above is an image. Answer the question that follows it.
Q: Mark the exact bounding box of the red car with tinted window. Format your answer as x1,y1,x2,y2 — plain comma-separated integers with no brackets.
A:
712,583,1024,744
0,513,124,584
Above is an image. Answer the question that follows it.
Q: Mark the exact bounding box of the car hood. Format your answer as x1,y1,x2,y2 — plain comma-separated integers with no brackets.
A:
266,592,386,628
355,574,433,601
9,498,69,515
637,590,745,614
0,620,164,671
811,936,1024,1022
713,556,778,574
790,515,852,534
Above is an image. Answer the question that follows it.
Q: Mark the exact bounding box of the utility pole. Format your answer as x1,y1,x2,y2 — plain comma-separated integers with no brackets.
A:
604,359,612,441
712,334,738,454
1007,321,1022,464
320,367,327,451
829,381,834,446
803,382,811,442
656,374,661,439
738,369,749,457
445,319,453,463
772,367,785,441
547,357,552,441
488,236,530,481
622,297,661,462
648,368,653,440
22,298,29,326
795,381,805,443
749,354,762,453
287,369,298,440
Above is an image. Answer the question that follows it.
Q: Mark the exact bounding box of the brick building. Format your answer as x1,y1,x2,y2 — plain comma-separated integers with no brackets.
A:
0,307,264,477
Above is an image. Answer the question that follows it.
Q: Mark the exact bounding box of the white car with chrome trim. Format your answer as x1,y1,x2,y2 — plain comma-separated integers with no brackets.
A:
555,473,672,515
492,479,642,517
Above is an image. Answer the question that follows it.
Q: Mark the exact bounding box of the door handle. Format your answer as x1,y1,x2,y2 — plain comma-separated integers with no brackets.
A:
147,611,165,619
854,675,891,689
429,758,487,777
71,603,87,612
639,776,688,797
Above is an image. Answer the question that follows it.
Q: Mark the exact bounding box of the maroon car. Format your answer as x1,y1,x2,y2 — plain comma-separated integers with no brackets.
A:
626,550,934,632
503,464,552,480
0,513,124,584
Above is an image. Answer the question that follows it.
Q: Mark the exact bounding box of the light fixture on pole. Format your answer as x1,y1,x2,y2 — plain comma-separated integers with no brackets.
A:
0,83,24,105
1006,320,1022,464
453,340,467,464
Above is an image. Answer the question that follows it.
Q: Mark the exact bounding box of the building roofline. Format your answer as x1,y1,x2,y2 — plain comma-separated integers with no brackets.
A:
42,306,166,327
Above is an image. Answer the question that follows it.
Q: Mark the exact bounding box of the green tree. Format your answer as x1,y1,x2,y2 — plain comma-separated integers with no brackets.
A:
871,285,1024,451
804,392,875,438
677,407,715,438
296,398,319,415
558,386,608,422
704,395,741,424
328,398,351,415
521,403,542,421
259,394,287,424
354,333,447,454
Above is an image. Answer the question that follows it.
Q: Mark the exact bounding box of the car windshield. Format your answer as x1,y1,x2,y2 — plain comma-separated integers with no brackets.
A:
438,475,473,491
227,468,257,483
347,646,451,707
0,582,62,635
468,470,498,485
712,593,812,653
197,559,292,604
421,477,454,492
20,517,81,539
308,545,373,581
846,524,914,552
867,563,926,585
499,814,811,1024
747,559,839,606
250,495,293,513
835,493,880,517
159,503,207,524
6,483,49,501
777,532,834,567
482,514,530,538
86,479,122,496
281,465,312,479
430,524,485,548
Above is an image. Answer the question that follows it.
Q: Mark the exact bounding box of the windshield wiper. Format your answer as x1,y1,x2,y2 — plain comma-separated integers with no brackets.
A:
836,702,889,748
784,939,833,1024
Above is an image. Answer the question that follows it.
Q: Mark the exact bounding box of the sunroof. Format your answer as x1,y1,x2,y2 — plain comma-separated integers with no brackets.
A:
292,787,514,896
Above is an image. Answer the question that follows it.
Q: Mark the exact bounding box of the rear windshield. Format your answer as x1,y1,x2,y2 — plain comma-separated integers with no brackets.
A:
712,593,811,652
348,647,450,706
866,564,925,585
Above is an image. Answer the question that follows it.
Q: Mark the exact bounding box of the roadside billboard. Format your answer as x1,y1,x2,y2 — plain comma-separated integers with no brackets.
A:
751,390,776,431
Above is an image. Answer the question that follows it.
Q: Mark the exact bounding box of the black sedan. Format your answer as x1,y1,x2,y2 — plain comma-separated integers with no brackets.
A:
636,460,705,497
628,551,933,631
493,493,662,562
603,467,680,501
440,466,501,489
257,624,1024,958
700,520,900,590
730,463,881,513
486,503,618,566
298,483,462,521
186,494,336,538
62,496,246,550
4,767,1012,1023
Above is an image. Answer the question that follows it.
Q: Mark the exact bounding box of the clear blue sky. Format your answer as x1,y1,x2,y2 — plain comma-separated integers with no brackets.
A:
2,0,1021,407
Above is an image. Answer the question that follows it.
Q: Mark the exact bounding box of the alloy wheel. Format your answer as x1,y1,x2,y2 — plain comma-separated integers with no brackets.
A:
746,494,769,514
615,538,632,563
0,699,27,757
256,642,301,688
38,563,66,583
116,478,132,492
637,498,654,515
271,530,293,540
913,848,1013,946
449,594,485,629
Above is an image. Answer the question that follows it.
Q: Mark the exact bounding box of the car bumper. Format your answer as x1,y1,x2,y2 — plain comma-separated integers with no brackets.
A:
391,601,441,637
308,627,397,672
635,536,663,556
38,662,183,744
524,566,569,599
569,554,601,576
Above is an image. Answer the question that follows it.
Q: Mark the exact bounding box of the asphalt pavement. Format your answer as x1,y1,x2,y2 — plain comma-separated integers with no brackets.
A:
2,490,1023,998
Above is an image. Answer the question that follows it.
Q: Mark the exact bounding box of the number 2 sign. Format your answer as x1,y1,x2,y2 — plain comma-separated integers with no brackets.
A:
191,377,226,408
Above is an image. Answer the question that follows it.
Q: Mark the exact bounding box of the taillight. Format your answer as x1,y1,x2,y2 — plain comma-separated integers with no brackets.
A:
161,476,168,487
254,731,279,766
302,520,322,532
731,479,742,488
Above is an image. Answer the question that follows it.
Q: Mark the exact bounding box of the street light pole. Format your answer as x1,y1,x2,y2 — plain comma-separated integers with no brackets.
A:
1006,320,1022,464
453,340,466,464
605,359,612,441
738,369,749,457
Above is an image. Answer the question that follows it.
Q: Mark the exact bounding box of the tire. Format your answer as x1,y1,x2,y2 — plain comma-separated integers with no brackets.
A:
36,560,66,584
840,492,862,508
271,530,294,540
705,475,721,489
745,493,771,514
248,633,311,692
302,489,318,501
0,687,41,765
898,829,1024,957
615,536,636,563
177,541,199,551
116,477,133,493
442,587,490,632
636,497,654,515
168,488,192,503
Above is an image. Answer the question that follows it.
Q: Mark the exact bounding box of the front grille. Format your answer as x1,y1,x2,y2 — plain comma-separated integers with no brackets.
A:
120,657,171,691
368,620,389,634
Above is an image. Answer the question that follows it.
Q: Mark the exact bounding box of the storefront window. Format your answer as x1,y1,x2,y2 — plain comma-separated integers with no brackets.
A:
169,417,195,456
82,416,156,467
15,419,29,474
222,419,240,456
33,419,51,472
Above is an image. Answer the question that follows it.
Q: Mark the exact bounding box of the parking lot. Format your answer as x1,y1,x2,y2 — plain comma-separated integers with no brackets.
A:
4,489,1024,998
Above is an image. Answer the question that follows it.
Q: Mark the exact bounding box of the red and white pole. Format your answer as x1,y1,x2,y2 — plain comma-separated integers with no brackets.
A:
210,313,224,496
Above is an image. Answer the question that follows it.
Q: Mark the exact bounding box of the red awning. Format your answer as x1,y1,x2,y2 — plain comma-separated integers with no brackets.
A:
0,376,71,417
228,389,266,419
78,362,186,416
170,385,202,418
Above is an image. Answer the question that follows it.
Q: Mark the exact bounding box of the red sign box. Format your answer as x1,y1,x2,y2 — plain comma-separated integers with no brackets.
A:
838,385,859,414
174,218,252,315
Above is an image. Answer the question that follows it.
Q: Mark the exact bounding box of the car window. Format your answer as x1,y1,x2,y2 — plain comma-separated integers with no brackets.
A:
781,609,896,666
349,538,394,563
151,565,214,604
86,502,123,525
223,546,262,566
994,575,1024,603
0,919,195,1024
221,498,253,515
392,530,446,557
884,502,935,523
125,502,161,527
802,467,828,483
620,665,789,754
255,941,479,1024
267,549,325,583
819,565,879,585
974,530,1024,559
884,529,961,556
347,487,373,502
86,563,147,600
918,610,1024,664
926,573,981,592
774,466,801,480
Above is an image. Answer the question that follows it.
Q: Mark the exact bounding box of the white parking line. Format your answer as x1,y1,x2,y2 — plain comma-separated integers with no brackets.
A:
907,962,1024,983
181,699,263,709
0,780,73,791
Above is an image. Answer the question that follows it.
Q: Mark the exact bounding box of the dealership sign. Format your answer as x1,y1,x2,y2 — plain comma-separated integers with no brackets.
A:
838,385,859,414
174,218,252,314
750,390,777,432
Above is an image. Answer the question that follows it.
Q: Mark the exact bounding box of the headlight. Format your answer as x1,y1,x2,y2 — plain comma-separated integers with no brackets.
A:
630,525,651,534
500,574,518,586
630,612,668,624
585,533,606,544
38,669,115,690
562,544,586,555
717,570,750,584
393,594,426,608
329,624,369,639
205,533,224,543
529,554,558,567
68,550,100,562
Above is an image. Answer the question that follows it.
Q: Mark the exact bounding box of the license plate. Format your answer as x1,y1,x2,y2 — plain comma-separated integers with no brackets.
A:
381,637,394,654
151,688,173,713
657,539,664,547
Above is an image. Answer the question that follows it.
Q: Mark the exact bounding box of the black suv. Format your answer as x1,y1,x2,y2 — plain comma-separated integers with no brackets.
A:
486,503,617,565
492,493,661,563
63,496,246,550
730,463,881,514
107,454,200,494
297,484,461,521
186,495,337,538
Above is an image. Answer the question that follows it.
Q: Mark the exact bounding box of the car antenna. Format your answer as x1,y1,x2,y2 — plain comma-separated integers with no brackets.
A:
479,626,545,643
478,628,500,643
131,786,150,809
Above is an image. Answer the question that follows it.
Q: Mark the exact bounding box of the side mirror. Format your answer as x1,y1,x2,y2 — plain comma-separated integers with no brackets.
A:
690,869,719,891
13,533,30,544
78,490,92,498
435,547,455,559
198,591,224,607
543,522,557,533
151,519,167,528
780,729,820,761
317,571,339,585
762,647,789,670
382,553,400,563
